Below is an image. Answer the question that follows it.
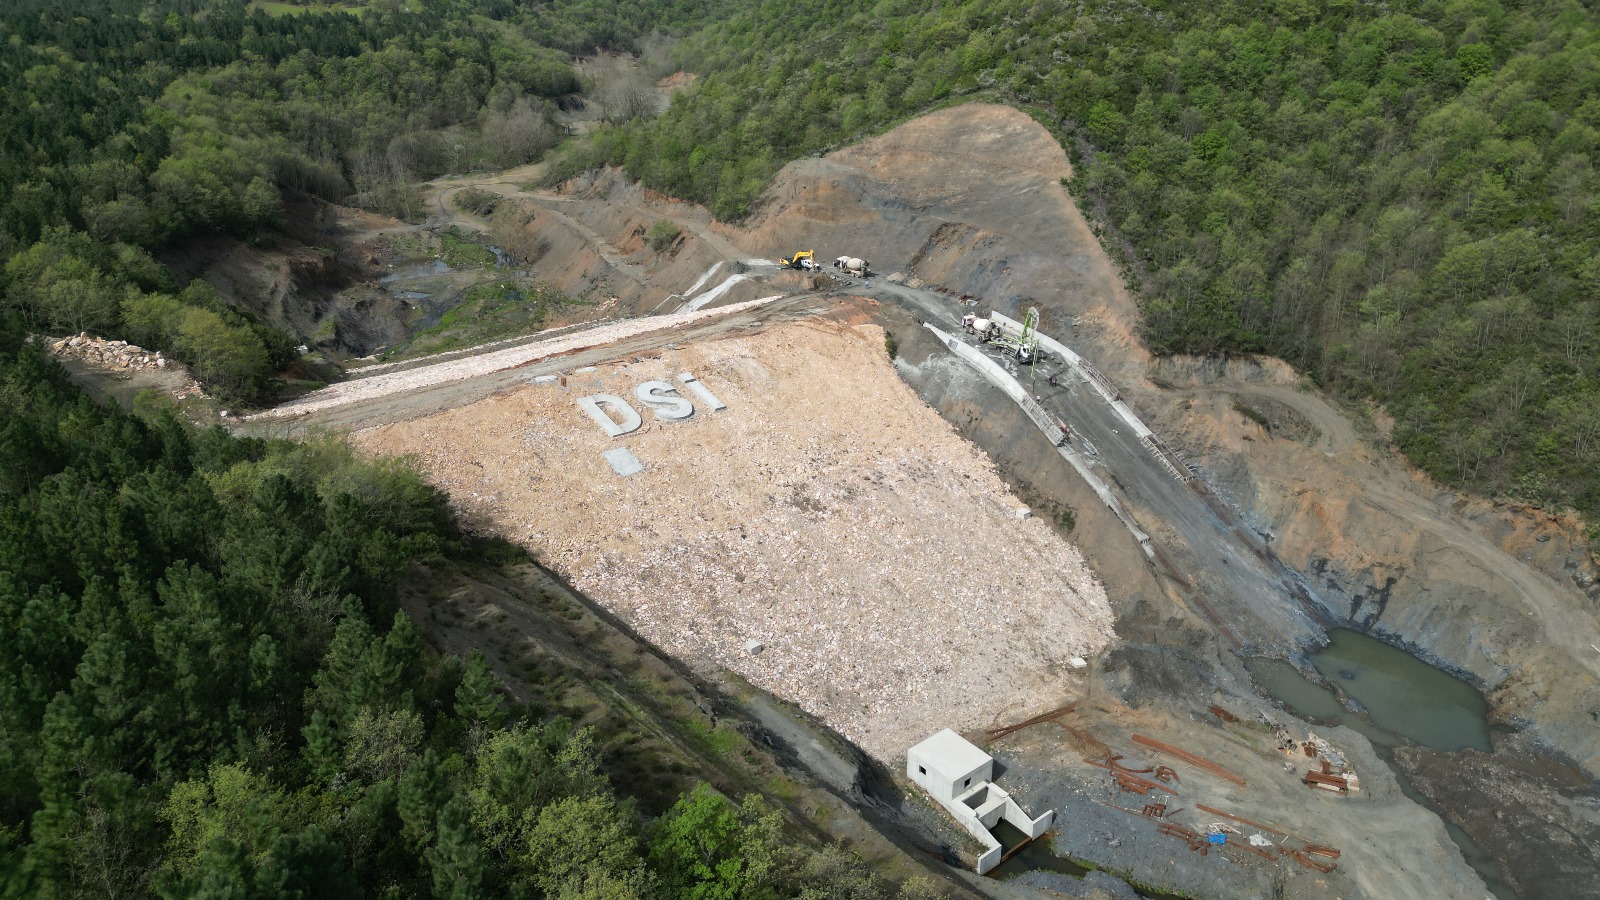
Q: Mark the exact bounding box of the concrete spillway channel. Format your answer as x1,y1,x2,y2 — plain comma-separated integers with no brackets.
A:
925,318,1327,654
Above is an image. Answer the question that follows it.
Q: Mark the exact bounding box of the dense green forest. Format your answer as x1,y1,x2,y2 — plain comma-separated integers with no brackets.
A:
0,5,945,894
0,0,708,403
0,319,934,895
557,0,1600,535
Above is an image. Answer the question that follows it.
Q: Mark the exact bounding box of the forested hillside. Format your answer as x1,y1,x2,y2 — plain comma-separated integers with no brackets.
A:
0,4,950,894
0,319,933,896
0,0,708,403
559,0,1600,535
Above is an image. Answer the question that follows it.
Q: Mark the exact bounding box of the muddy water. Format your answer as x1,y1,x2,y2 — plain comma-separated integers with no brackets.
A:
1309,628,1491,752
380,258,453,283
988,822,1089,880
1249,632,1517,898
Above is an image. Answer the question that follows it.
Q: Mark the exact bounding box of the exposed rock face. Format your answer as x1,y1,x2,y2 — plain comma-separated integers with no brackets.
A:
732,103,1600,776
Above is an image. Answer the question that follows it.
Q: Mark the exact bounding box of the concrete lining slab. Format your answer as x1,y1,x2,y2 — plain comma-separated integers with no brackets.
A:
601,447,643,476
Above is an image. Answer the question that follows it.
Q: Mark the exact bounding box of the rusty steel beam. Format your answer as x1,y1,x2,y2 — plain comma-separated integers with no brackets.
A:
1084,758,1181,795
985,703,1078,741
1131,734,1247,786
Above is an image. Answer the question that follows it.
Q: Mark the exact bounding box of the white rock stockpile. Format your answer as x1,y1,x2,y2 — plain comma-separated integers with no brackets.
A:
49,333,170,371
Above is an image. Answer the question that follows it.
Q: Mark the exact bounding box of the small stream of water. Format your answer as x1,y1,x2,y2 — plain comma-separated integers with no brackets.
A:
1248,628,1516,899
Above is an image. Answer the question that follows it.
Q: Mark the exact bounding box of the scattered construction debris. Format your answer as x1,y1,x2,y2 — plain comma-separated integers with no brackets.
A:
1157,820,1213,855
1083,755,1179,796
1294,733,1359,793
1194,803,1341,872
1208,704,1242,724
1131,733,1247,787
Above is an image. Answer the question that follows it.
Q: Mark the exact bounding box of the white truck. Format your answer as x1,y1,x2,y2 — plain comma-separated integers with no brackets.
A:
833,256,871,277
963,310,1039,363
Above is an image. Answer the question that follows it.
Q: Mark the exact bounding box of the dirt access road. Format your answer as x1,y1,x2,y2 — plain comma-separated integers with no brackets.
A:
242,292,824,435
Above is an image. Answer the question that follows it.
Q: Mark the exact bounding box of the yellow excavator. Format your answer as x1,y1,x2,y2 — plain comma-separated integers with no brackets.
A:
779,250,816,270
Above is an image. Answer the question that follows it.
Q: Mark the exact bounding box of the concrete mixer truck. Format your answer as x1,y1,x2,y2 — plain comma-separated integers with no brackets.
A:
833,256,871,277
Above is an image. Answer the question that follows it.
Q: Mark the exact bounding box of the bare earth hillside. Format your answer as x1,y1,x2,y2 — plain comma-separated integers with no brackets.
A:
722,104,1599,776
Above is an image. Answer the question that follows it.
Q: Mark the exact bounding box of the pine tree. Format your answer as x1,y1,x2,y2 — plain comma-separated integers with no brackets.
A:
425,797,490,900
453,651,506,730
397,749,448,853
312,611,376,718
301,710,340,785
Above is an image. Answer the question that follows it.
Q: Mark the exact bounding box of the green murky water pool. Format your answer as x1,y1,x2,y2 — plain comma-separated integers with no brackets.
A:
1249,628,1512,898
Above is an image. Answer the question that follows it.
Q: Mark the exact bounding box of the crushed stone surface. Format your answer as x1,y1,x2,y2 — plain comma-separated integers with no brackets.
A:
352,319,1115,760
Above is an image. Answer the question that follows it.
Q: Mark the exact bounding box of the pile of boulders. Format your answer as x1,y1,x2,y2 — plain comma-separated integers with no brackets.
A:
49,333,169,371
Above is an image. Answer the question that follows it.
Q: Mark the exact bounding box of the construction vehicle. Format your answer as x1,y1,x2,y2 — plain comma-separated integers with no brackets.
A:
833,256,871,277
780,250,816,270
962,307,1040,363
962,314,1000,341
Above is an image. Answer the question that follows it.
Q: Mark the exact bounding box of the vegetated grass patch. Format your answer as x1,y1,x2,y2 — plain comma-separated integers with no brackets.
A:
453,188,502,217
647,219,682,251
440,227,499,267
398,278,582,359
684,718,742,757
383,231,437,258
1232,399,1272,432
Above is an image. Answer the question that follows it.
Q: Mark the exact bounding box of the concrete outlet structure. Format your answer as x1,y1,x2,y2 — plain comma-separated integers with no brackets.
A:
907,729,1054,874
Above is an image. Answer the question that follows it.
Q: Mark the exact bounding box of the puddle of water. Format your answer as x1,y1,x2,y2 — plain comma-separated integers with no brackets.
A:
1248,633,1516,899
1308,628,1490,752
380,258,453,283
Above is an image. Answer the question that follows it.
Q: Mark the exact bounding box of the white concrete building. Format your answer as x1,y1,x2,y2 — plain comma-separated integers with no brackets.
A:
906,729,1055,874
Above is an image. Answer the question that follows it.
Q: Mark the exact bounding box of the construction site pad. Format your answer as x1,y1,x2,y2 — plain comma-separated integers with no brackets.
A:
352,318,1116,760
